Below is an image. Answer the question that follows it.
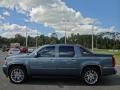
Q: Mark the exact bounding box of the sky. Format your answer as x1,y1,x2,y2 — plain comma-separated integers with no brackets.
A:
0,0,119,38
64,0,120,29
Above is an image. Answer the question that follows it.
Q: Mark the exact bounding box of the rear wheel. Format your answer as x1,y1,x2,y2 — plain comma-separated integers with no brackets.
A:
81,67,100,85
8,66,27,84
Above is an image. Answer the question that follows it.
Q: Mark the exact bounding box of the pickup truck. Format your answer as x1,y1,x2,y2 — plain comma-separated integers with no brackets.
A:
2,44,117,85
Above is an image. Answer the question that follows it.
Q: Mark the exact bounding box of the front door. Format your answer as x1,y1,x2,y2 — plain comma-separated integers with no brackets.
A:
30,46,57,75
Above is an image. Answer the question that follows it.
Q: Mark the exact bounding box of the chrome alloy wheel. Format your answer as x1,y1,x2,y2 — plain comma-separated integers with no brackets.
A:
84,70,98,85
10,68,24,83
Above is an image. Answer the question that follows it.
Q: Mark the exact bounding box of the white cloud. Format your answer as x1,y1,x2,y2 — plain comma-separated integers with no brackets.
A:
3,11,10,16
0,22,41,38
0,0,116,37
0,15,5,20
95,26,115,34
55,25,115,36
0,0,18,9
48,33,52,37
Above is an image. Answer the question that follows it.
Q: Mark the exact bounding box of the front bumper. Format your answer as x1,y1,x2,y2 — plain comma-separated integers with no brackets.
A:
102,67,117,76
2,65,8,77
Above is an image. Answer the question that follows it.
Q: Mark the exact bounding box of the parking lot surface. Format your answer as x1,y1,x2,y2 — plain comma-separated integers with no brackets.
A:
0,50,120,90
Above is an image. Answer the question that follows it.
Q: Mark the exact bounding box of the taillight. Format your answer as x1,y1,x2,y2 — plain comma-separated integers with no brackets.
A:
112,56,116,67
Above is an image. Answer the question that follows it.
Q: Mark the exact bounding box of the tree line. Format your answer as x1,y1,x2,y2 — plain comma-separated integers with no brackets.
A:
0,33,120,49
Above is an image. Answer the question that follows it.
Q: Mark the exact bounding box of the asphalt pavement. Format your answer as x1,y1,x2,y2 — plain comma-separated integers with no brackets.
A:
0,50,120,90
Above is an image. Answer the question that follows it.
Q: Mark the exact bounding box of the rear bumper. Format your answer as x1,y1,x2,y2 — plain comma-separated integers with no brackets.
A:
102,67,117,76
2,65,8,77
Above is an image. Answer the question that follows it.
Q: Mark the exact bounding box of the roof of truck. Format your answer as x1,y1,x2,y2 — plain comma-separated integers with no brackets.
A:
41,44,81,47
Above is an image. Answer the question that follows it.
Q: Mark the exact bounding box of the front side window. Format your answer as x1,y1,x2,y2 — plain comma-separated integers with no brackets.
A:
37,46,55,57
59,46,75,57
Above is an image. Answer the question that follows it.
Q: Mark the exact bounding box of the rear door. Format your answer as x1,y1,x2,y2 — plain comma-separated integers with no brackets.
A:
56,45,78,75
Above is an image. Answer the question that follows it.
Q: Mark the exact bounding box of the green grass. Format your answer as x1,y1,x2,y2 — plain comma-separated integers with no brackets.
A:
93,49,120,65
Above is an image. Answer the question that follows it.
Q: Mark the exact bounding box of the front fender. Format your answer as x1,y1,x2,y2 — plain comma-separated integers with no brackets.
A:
7,59,31,75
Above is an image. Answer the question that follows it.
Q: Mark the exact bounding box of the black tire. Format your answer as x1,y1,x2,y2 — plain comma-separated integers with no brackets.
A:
8,66,27,84
81,67,101,85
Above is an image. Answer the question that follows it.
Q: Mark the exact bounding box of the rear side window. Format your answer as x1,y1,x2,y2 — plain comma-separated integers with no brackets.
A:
79,47,92,56
59,46,75,57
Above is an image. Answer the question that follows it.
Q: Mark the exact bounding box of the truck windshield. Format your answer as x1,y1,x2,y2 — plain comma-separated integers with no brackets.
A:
29,46,43,56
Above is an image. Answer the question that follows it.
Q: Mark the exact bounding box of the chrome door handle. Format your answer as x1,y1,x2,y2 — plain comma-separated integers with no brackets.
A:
50,59,55,61
72,59,76,60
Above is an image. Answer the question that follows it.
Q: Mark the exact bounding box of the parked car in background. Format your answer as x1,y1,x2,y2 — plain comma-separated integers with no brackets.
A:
28,47,36,53
20,47,28,53
7,48,20,56
3,44,117,85
2,46,10,52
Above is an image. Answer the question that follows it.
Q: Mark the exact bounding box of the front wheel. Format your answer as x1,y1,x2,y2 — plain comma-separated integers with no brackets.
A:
8,66,26,84
81,68,100,85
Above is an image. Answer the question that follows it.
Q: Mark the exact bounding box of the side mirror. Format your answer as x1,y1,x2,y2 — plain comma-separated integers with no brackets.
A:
34,52,38,57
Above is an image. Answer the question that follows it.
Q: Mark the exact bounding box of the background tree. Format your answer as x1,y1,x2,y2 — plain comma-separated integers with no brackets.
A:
0,32,120,50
